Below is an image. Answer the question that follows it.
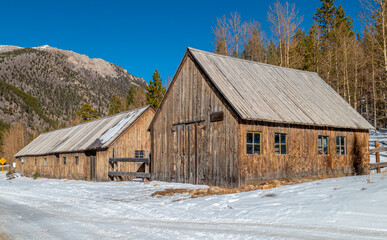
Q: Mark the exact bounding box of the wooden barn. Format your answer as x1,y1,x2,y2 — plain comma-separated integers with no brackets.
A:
15,105,155,181
148,48,374,187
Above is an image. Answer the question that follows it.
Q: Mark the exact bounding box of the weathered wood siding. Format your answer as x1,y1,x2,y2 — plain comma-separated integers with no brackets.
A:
15,152,90,180
151,55,240,187
239,122,370,185
97,108,154,181
15,108,154,181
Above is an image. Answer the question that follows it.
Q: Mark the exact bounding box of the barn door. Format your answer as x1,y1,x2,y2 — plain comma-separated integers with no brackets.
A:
90,155,96,181
174,123,201,184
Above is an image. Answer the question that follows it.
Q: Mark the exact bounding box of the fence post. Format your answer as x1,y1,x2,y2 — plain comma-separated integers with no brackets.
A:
376,141,380,173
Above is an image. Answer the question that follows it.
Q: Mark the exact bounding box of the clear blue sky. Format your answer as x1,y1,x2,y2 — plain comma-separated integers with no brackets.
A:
1,0,362,83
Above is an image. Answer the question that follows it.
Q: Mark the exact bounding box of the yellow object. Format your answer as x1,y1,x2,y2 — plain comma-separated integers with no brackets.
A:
0,157,6,173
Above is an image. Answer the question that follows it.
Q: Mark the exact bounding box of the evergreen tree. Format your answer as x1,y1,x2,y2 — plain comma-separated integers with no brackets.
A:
314,0,336,37
314,0,354,39
108,95,122,115
76,104,98,122
126,85,136,107
146,69,166,109
242,28,265,62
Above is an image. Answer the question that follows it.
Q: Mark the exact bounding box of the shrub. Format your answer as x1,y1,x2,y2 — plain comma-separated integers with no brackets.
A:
32,171,40,180
6,170,13,176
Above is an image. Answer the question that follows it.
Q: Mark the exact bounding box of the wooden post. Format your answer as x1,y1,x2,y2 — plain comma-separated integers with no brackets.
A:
376,141,381,173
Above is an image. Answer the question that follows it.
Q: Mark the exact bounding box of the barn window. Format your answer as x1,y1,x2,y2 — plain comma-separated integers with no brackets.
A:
135,150,145,158
35,159,37,166
75,156,79,165
44,158,47,166
63,157,66,165
246,132,261,154
318,136,329,155
275,133,287,154
22,157,24,165
336,137,346,155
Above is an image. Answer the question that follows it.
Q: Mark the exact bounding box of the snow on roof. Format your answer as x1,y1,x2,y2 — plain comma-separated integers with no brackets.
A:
15,105,152,157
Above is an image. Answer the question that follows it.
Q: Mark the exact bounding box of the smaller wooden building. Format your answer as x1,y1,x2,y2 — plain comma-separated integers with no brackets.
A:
15,105,155,181
149,48,373,187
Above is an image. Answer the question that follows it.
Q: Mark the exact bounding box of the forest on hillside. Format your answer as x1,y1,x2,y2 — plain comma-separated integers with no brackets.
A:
212,0,386,129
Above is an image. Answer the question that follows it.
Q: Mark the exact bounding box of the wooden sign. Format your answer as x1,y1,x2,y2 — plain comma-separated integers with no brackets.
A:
210,112,224,122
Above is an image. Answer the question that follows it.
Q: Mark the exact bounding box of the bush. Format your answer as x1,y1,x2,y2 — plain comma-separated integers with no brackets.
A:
83,176,88,181
6,170,13,176
32,171,40,180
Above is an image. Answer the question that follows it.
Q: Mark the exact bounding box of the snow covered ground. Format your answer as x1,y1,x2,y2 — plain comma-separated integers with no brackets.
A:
1,173,387,240
0,131,386,240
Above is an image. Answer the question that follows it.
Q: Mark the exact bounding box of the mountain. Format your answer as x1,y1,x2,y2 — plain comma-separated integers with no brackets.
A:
0,44,147,133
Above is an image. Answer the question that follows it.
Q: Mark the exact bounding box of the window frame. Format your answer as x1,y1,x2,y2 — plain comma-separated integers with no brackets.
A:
274,133,287,155
75,156,79,165
44,158,47,166
336,136,346,155
63,156,66,165
135,150,145,159
318,135,329,155
246,131,261,155
35,158,37,166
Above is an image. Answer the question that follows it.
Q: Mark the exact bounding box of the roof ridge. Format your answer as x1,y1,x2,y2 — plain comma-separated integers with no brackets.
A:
187,47,318,75
39,104,151,136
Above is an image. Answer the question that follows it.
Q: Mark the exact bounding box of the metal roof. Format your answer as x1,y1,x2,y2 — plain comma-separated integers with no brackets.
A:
188,48,373,130
15,105,152,157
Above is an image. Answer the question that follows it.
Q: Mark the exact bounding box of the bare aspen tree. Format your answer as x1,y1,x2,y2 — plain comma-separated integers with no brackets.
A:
2,120,28,165
268,1,284,66
282,1,303,67
213,15,230,55
228,12,246,57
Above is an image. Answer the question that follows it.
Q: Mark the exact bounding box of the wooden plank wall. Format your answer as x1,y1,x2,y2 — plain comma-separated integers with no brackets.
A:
96,108,154,181
15,152,90,180
15,108,154,182
239,122,370,185
151,55,240,187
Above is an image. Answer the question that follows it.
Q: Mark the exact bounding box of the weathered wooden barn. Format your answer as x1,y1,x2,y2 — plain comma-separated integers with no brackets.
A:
15,105,155,181
148,47,373,187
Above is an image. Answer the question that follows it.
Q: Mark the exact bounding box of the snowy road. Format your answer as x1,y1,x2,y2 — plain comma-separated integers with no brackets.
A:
1,173,387,240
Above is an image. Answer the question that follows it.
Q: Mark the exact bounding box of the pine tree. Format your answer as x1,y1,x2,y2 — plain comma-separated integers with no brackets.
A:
76,104,98,122
314,0,336,37
146,69,166,109
108,95,122,115
126,85,136,107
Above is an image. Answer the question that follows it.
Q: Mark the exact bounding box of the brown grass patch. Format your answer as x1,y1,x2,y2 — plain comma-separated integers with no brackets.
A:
150,175,351,199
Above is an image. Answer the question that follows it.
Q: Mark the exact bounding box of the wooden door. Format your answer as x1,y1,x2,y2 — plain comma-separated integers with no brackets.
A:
90,155,96,181
174,123,202,184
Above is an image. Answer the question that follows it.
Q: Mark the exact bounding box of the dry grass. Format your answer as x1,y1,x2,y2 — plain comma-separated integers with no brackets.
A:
0,233,9,240
151,175,341,199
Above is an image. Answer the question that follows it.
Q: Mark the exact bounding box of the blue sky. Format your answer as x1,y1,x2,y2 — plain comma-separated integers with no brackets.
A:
1,0,362,83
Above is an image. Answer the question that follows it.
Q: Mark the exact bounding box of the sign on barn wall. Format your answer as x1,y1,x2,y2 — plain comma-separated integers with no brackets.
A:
210,112,224,122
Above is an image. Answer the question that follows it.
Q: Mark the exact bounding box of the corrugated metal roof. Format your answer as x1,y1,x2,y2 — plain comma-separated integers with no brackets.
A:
189,48,373,130
15,105,151,157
